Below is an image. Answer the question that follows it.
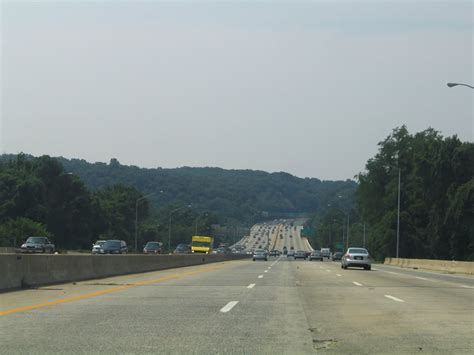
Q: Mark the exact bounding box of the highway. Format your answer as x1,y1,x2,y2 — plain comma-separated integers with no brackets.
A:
1,255,473,353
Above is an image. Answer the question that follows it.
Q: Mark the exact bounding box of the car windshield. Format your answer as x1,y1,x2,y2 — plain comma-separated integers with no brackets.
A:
176,244,188,249
103,241,121,248
146,242,160,248
192,241,210,247
348,248,368,254
26,237,47,243
94,241,106,246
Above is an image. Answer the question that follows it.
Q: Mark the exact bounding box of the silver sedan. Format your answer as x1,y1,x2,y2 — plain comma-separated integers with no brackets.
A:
341,247,371,270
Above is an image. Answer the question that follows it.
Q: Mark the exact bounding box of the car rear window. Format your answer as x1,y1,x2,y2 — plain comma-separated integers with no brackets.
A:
348,248,368,254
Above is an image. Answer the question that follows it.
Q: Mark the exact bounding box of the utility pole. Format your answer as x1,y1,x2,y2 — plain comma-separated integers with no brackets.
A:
363,223,366,248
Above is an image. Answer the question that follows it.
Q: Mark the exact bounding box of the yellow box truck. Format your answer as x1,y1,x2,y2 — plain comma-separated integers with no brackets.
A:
191,236,214,254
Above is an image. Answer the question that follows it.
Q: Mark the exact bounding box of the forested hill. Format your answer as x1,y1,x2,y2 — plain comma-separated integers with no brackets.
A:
54,157,356,222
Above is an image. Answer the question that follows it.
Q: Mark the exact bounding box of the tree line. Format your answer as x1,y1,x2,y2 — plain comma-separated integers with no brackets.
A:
308,126,473,261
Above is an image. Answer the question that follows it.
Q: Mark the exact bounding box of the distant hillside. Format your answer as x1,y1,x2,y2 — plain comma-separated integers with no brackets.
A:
1,154,357,223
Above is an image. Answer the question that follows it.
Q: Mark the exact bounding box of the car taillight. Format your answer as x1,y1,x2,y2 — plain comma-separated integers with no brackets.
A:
346,254,351,260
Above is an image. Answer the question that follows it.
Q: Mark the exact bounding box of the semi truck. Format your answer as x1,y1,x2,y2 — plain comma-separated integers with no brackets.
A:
191,236,214,254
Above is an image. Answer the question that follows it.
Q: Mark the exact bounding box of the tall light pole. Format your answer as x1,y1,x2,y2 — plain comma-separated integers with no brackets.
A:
135,191,161,252
447,82,474,89
385,164,401,258
328,204,350,250
194,213,208,235
168,204,192,253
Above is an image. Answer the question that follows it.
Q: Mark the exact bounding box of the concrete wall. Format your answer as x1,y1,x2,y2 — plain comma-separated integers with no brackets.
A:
0,254,249,292
384,257,474,275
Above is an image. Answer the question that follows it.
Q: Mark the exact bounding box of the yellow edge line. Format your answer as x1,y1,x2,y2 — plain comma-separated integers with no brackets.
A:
0,262,229,316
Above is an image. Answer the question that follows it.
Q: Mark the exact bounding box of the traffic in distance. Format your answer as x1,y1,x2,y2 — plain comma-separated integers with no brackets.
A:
3,218,472,353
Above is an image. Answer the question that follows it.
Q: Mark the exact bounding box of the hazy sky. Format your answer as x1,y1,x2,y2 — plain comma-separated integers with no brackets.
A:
1,0,472,180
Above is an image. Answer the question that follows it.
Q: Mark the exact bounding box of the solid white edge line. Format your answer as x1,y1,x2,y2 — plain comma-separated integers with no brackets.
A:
353,281,363,286
384,295,405,302
220,301,239,313
247,283,256,289
415,276,429,281
258,275,264,278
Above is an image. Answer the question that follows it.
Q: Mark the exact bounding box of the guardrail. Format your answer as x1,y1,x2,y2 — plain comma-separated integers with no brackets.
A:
0,253,249,292
384,257,474,275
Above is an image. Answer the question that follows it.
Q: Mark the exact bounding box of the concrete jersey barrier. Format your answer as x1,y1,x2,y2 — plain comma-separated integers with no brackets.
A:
0,254,249,292
384,257,474,275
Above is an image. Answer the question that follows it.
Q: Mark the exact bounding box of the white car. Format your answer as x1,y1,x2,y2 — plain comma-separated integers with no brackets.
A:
91,240,106,254
341,247,371,270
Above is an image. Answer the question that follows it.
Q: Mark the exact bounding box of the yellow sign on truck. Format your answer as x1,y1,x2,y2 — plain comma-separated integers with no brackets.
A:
191,236,214,254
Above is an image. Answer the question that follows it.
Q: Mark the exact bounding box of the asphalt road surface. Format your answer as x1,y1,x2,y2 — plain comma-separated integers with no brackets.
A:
1,257,473,354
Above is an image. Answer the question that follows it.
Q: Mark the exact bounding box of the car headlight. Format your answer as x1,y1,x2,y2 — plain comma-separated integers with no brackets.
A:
21,244,26,248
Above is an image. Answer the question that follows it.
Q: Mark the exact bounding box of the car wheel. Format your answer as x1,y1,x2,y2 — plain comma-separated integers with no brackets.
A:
366,265,371,271
253,258,255,261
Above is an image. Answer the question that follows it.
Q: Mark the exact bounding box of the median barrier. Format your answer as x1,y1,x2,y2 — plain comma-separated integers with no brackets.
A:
384,257,474,275
0,254,249,292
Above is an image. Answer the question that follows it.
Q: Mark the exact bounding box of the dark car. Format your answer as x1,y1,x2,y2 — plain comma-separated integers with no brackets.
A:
21,236,55,253
309,250,323,261
332,252,343,261
174,243,191,254
99,240,128,254
143,241,163,254
294,250,307,260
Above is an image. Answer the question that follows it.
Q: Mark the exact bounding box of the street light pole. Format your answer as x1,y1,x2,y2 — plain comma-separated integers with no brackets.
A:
396,167,401,258
135,192,159,252
168,204,192,253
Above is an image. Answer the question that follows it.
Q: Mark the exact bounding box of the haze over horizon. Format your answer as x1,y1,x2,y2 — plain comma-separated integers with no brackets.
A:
1,1,472,180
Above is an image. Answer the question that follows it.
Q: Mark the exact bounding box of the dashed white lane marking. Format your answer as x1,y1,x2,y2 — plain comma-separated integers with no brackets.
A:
264,270,268,273
353,281,363,287
319,266,324,269
258,275,264,279
387,271,398,275
415,276,429,281
220,301,239,313
247,283,256,289
372,268,379,271
384,295,405,303
326,270,331,272
461,285,474,289
336,274,342,277
268,267,271,270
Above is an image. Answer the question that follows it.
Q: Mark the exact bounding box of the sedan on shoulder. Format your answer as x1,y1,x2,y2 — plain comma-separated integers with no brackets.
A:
309,250,323,261
341,248,371,270
99,240,128,254
92,240,106,254
143,241,163,254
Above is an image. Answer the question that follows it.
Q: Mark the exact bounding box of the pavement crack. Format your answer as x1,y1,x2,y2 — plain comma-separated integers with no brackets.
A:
312,339,338,350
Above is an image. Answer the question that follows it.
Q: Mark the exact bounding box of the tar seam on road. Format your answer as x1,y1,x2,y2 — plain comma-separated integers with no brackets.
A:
220,301,239,313
258,275,264,279
353,281,363,286
0,262,232,316
247,283,256,289
384,295,405,303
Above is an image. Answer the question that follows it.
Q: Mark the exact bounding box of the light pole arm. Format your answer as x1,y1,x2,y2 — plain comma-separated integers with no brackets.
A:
447,82,474,89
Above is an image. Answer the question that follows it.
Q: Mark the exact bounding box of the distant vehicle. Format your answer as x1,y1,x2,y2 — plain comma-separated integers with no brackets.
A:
279,235,283,239
269,250,280,256
21,236,55,254
331,252,343,261
309,250,323,261
191,236,214,254
253,249,268,261
215,247,230,254
290,246,294,250
321,248,331,258
174,243,191,254
92,240,106,254
287,250,295,257
99,240,128,254
143,241,163,254
341,248,371,270
294,250,307,260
